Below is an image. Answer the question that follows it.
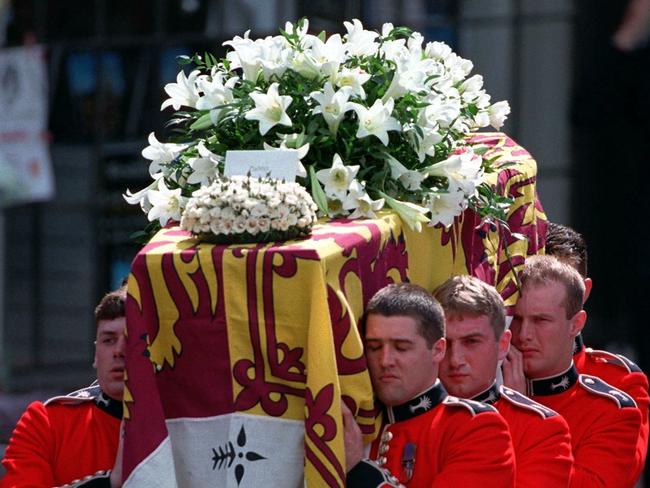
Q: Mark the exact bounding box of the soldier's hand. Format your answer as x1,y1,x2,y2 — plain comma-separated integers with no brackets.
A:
110,420,125,487
341,401,364,473
503,345,527,394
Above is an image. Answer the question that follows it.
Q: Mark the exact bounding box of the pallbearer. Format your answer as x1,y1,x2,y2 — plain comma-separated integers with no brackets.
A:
546,221,649,477
505,255,643,488
435,275,573,488
343,283,515,487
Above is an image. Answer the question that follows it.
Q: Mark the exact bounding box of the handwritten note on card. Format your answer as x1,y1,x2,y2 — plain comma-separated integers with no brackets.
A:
224,150,299,182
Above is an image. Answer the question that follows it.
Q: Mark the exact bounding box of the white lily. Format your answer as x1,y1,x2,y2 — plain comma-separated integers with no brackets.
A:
385,154,425,191
161,70,201,111
316,153,359,200
186,143,222,186
245,82,293,136
141,132,188,177
147,179,188,227
334,67,371,100
223,32,263,81
424,150,483,196
196,72,238,122
350,98,401,146
444,52,474,83
379,191,430,232
413,126,444,162
311,82,353,136
424,41,452,61
420,96,461,129
460,74,485,103
123,176,161,213
258,36,292,81
343,180,384,219
489,100,511,130
427,185,466,228
343,19,379,56
309,33,346,65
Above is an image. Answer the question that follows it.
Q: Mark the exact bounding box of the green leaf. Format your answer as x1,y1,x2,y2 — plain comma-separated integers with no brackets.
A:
190,112,214,131
308,166,328,214
318,30,326,42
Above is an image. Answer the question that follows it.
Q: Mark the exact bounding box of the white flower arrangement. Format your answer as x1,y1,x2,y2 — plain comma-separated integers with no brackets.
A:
126,18,513,240
180,174,318,243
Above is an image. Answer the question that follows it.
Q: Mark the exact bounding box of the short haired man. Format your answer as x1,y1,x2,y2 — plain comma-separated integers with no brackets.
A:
1,287,127,487
506,256,643,488
344,283,515,487
546,221,649,473
435,275,573,488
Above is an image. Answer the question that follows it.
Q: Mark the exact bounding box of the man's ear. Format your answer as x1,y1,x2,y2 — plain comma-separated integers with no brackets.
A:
570,310,587,337
432,337,446,363
583,278,593,303
498,329,512,361
92,351,97,370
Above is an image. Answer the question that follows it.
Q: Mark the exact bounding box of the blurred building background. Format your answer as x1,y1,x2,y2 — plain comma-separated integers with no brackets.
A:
0,0,647,481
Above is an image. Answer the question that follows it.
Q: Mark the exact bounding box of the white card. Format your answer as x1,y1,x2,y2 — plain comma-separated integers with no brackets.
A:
224,150,299,182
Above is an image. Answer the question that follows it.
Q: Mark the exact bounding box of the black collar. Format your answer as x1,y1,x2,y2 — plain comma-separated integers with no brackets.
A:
385,381,448,423
471,382,500,405
95,391,123,419
528,363,579,396
573,334,585,355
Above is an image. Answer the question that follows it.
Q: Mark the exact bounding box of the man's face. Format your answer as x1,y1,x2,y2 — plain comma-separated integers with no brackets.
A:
440,314,510,398
510,281,584,379
94,317,126,401
365,314,445,407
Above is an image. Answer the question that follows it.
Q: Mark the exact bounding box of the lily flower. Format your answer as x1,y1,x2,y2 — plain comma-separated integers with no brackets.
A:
186,143,222,186
123,177,161,213
379,191,430,232
245,82,293,136
316,154,359,200
385,154,425,191
196,72,238,123
424,150,483,196
161,70,201,111
427,185,466,228
488,100,511,130
343,19,379,56
343,180,384,219
141,132,188,177
350,98,401,146
147,179,188,227
310,82,353,136
334,67,371,100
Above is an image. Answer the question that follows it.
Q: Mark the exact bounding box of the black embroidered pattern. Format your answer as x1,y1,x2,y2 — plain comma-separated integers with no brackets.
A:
385,382,447,423
529,364,579,396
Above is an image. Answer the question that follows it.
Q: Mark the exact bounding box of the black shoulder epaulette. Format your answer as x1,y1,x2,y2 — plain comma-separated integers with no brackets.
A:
578,375,637,408
499,386,558,419
444,396,497,416
44,382,100,406
586,348,643,374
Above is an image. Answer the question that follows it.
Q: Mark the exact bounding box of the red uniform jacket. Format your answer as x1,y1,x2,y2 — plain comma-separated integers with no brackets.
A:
1,384,121,487
347,381,515,487
573,338,649,479
473,383,573,488
529,364,642,488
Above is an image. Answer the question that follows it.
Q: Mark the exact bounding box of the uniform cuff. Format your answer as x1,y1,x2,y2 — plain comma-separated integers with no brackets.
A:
346,459,402,487
58,470,112,487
